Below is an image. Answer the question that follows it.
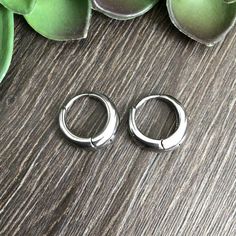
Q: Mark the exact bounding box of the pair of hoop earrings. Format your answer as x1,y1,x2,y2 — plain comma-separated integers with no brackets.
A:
59,92,187,152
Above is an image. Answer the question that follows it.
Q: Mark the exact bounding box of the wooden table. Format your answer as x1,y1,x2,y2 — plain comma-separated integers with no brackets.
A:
1,5,236,236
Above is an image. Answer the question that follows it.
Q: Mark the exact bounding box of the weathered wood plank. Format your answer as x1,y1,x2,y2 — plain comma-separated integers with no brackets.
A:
0,4,236,236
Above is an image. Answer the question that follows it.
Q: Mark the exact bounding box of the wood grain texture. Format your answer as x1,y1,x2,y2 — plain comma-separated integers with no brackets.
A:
1,3,236,236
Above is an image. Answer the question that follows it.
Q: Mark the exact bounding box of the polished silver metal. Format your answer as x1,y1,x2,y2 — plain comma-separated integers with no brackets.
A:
59,93,119,150
129,95,187,152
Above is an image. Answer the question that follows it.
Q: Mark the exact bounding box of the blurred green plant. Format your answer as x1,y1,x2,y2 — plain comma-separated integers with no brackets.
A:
1,0,236,82
0,5,13,82
167,0,236,46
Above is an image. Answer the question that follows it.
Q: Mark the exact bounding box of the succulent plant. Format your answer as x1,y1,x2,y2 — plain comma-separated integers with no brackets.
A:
167,0,236,46
0,0,37,14
25,0,91,41
92,0,159,20
0,0,236,83
0,5,14,82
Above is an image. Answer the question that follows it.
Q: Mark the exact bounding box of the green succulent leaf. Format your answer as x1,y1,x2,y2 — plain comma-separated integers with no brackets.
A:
0,0,37,14
92,0,159,20
224,0,236,4
167,0,236,46
25,0,91,41
0,5,14,83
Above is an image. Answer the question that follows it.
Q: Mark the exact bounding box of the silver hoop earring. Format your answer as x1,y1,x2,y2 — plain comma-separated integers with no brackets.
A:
59,92,120,150
129,95,187,152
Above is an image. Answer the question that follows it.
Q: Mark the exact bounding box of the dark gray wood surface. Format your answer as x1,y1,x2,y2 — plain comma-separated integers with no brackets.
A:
1,4,236,236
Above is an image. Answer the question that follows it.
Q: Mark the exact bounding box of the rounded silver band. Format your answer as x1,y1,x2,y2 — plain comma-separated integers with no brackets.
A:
59,92,120,150
129,95,187,152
